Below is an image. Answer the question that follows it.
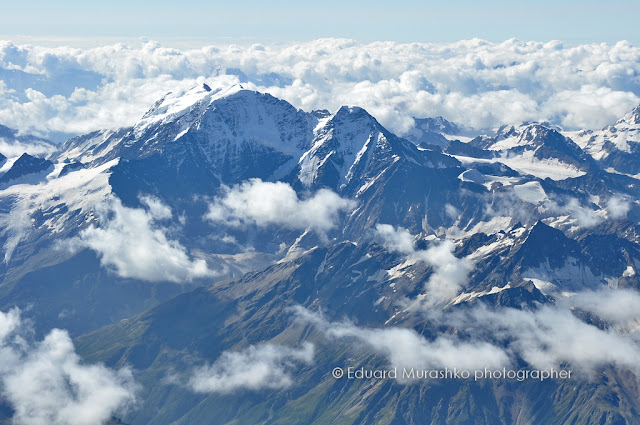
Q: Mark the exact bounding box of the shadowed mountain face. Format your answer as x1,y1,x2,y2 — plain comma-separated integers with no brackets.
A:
74,228,640,425
0,152,53,185
1,87,640,424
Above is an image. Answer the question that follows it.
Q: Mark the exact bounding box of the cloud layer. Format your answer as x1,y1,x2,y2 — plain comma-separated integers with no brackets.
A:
1,38,639,140
0,308,136,425
206,179,356,234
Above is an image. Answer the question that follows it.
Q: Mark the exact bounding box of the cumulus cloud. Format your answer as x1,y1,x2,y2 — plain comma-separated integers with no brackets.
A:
543,85,640,130
375,224,473,304
189,342,314,393
1,39,639,139
75,196,218,283
0,308,136,425
206,179,356,234
374,223,414,254
417,240,474,303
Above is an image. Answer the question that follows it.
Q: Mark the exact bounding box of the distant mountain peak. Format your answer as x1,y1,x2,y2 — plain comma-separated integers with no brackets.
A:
0,124,55,158
494,122,558,141
568,103,640,174
296,105,383,189
332,105,378,123
0,152,53,184
404,116,462,148
481,122,571,152
413,116,461,135
618,104,640,126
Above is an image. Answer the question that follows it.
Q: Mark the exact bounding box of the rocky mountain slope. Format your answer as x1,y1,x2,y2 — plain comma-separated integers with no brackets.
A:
0,86,639,424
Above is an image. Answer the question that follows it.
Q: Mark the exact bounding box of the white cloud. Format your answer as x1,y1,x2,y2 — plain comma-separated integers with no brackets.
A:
189,342,314,394
536,194,632,228
0,138,55,158
139,194,172,220
206,179,356,234
452,303,640,376
295,283,640,378
416,240,474,303
606,196,632,219
375,224,473,304
1,39,639,139
566,288,640,323
330,323,508,373
476,190,630,233
538,197,604,228
75,196,218,283
374,224,414,254
444,203,460,220
293,307,510,375
0,308,136,425
543,85,640,130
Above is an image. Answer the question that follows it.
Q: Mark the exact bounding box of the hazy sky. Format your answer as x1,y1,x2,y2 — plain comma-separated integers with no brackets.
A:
1,0,639,45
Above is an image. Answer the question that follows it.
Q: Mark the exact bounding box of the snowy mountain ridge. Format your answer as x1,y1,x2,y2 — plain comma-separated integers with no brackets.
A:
0,84,639,425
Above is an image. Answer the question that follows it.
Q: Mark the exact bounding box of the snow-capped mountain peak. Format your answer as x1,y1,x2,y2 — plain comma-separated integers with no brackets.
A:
297,105,384,188
566,103,640,175
55,84,316,167
488,122,564,150
314,106,381,153
404,116,462,148
133,83,246,140
441,122,594,181
617,104,640,126
140,83,214,121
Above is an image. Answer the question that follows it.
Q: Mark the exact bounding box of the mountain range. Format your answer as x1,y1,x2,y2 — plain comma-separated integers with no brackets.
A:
0,83,639,424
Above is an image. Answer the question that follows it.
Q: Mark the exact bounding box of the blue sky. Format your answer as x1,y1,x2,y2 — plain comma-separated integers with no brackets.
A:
1,0,639,45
